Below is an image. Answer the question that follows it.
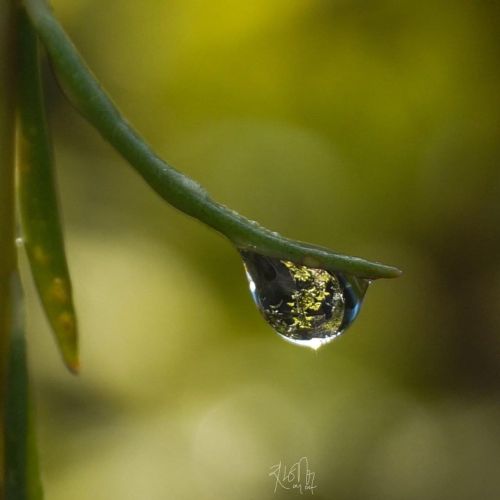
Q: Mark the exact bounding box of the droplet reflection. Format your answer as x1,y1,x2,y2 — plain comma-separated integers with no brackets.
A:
240,250,369,349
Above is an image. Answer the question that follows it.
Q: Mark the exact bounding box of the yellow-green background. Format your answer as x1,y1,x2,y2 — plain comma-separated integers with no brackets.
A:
24,0,500,499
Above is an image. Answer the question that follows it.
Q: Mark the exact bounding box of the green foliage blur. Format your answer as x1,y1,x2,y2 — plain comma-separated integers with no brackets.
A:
24,0,500,499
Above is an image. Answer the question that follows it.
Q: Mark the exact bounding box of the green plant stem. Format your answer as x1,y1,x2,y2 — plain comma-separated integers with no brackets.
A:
5,273,43,500
23,0,401,280
17,8,79,374
0,0,17,494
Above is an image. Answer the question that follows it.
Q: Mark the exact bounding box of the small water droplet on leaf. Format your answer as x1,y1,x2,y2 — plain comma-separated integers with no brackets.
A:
240,250,369,349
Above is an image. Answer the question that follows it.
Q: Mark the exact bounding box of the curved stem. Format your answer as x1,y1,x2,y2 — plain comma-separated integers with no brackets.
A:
23,0,402,279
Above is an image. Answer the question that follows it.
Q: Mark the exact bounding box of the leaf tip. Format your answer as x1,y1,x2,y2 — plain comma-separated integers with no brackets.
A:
66,357,80,375
60,335,80,375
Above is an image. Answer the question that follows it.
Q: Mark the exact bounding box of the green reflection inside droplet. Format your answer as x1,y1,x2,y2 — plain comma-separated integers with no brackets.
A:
240,250,369,349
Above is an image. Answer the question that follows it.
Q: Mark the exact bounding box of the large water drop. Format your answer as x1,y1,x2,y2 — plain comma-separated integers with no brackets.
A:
240,250,369,349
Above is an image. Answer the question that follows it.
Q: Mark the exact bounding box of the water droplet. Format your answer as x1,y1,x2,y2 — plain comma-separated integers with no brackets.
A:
15,237,24,248
240,250,369,349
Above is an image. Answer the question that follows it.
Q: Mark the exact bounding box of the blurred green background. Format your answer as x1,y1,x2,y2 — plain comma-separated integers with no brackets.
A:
23,0,500,498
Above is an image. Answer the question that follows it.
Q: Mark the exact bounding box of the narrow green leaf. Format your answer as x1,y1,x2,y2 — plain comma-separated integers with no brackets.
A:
0,2,18,494
17,10,79,373
5,273,44,500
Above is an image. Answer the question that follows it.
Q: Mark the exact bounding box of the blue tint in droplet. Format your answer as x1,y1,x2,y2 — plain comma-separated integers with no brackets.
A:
240,250,369,349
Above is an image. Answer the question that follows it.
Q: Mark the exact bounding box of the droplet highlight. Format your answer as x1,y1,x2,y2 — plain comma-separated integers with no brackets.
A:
240,250,369,349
